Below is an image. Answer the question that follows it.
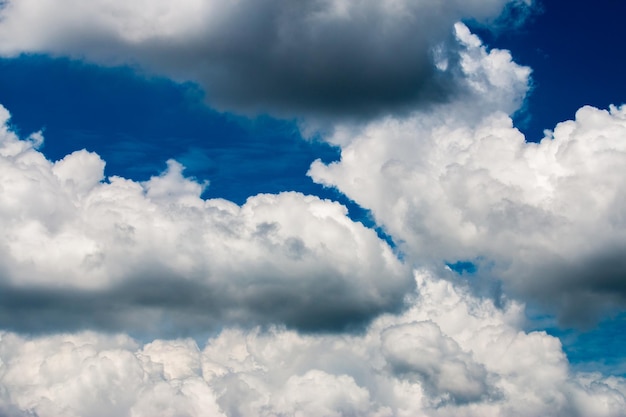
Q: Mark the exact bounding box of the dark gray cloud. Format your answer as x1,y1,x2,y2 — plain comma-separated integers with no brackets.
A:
0,0,529,120
521,248,626,327
0,272,407,337
3,272,623,417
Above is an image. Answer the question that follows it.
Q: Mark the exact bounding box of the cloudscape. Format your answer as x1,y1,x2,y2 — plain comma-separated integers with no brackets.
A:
0,0,625,416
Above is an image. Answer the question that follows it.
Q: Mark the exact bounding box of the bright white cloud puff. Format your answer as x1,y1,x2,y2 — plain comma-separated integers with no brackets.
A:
310,24,626,324
0,105,411,335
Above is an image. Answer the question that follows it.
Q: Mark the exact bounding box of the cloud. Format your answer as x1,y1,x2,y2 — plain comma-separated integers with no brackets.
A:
0,6,624,415
1,83,624,414
381,320,490,404
309,24,626,324
0,271,624,417
0,106,411,335
0,0,531,120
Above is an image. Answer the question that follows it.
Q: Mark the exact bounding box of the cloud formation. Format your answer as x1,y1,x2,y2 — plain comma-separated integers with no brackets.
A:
0,0,530,120
0,2,624,415
1,271,624,417
0,105,411,335
309,25,626,324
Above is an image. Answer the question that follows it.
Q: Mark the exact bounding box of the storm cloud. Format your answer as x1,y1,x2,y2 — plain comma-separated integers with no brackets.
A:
0,0,530,120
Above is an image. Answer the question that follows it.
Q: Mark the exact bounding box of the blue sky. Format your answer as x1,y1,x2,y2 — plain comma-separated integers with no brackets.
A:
0,1,625,416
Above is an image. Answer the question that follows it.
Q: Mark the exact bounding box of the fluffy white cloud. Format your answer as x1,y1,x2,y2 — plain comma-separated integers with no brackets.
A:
0,0,531,119
0,5,624,415
0,271,624,417
381,320,490,404
0,105,411,334
309,24,626,324
1,101,623,413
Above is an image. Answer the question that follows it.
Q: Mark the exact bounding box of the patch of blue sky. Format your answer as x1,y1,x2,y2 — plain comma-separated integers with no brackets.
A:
529,311,626,376
466,0,626,143
0,56,327,199
445,260,478,275
0,54,387,238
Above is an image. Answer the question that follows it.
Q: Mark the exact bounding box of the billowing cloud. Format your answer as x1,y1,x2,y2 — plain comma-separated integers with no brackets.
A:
0,105,411,335
309,24,626,324
0,3,624,415
0,0,531,120
0,271,624,417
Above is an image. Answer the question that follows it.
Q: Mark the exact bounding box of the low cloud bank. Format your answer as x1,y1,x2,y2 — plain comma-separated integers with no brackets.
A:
1,271,624,417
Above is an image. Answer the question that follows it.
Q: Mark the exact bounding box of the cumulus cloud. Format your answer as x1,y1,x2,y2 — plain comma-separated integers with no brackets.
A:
381,320,490,404
0,105,411,335
309,24,626,324
0,0,531,120
0,4,624,415
0,271,624,417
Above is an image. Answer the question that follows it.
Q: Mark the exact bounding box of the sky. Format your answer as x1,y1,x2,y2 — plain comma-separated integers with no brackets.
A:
0,0,626,416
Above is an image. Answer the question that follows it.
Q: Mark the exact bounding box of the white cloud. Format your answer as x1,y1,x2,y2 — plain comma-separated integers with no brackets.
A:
0,105,411,334
381,320,490,404
0,99,623,414
0,271,624,417
309,24,626,324
0,0,531,120
0,5,624,415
